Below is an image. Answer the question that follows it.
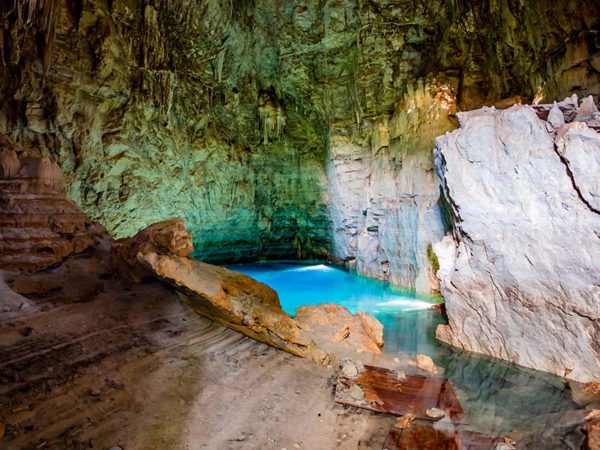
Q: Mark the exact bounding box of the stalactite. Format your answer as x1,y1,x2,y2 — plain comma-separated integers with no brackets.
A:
0,0,59,74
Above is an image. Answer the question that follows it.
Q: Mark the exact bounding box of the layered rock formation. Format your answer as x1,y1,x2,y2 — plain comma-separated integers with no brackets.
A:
115,219,385,363
1,1,599,290
433,97,600,382
0,152,111,305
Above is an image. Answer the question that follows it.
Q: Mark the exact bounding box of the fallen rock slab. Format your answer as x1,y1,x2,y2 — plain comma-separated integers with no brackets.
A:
116,219,385,364
139,250,329,363
334,364,463,422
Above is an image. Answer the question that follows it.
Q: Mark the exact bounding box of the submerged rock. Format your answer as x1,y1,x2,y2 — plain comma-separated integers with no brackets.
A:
434,103,600,382
412,354,440,374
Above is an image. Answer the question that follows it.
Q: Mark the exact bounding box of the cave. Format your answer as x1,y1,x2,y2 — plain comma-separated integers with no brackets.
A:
1,1,600,449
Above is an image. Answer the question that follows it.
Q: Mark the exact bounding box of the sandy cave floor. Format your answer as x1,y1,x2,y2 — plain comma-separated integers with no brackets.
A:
0,279,394,450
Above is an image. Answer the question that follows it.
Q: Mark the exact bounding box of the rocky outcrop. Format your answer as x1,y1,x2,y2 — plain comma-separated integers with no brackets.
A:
434,98,600,382
0,152,111,303
117,220,384,363
112,218,194,282
0,153,109,275
295,303,384,356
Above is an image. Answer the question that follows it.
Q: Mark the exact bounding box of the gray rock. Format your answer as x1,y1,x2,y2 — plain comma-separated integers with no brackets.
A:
575,95,599,121
434,104,600,382
349,384,365,401
547,102,565,129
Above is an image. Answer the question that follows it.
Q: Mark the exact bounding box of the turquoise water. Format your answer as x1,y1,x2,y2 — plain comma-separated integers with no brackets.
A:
228,261,592,448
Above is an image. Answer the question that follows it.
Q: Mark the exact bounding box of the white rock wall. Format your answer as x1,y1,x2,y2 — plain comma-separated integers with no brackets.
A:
434,101,600,382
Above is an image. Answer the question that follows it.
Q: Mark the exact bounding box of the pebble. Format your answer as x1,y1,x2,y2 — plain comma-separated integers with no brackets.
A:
349,384,364,401
415,354,438,373
394,414,415,429
340,359,358,378
425,407,445,419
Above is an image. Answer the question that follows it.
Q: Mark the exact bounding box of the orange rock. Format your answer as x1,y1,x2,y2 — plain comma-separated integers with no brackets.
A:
112,218,194,282
295,303,384,355
586,419,600,450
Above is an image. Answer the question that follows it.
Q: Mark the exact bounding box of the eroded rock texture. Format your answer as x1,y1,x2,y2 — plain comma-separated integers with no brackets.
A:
0,153,111,305
1,1,599,289
117,219,385,362
434,100,600,382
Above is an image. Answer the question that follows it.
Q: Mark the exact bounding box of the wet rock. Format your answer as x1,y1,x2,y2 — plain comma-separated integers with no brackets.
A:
425,407,445,420
434,104,600,382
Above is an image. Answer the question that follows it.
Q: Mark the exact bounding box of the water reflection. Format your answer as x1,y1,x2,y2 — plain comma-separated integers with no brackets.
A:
228,261,594,446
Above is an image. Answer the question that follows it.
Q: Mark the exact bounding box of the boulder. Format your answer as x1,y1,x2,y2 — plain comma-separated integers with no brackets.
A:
434,104,600,382
295,303,384,355
112,218,194,282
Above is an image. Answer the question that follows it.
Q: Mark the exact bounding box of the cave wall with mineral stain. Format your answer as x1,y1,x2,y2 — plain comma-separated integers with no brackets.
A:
1,0,599,285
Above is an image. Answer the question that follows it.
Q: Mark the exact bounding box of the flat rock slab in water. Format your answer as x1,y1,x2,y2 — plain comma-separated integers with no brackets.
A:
383,421,495,450
335,365,464,423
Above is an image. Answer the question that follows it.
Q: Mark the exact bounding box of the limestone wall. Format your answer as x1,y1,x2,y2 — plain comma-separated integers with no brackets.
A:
0,0,599,287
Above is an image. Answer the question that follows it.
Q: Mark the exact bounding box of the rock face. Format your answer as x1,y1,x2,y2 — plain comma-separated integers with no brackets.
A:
0,153,111,303
0,153,109,274
0,1,599,285
119,220,384,362
327,84,454,292
434,99,600,382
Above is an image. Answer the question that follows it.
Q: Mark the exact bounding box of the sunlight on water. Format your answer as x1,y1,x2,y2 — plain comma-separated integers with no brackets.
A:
227,261,588,445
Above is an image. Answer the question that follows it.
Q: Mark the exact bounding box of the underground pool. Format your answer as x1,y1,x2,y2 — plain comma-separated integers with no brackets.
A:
229,261,591,448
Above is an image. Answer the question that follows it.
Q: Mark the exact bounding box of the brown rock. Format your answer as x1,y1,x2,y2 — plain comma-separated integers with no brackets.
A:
0,156,109,274
112,218,193,282
588,419,600,450
137,250,329,364
0,149,20,178
413,354,439,374
586,383,600,395
294,303,384,355
394,414,415,429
